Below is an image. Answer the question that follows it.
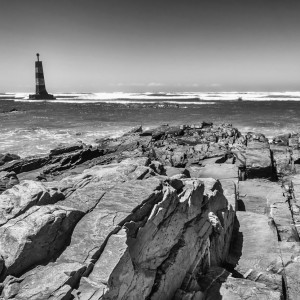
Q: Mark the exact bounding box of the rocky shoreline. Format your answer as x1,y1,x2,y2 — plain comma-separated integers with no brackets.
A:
0,122,299,299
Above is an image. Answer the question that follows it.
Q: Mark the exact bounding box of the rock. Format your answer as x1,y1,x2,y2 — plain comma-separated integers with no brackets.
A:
57,183,105,213
187,164,238,181
164,166,189,177
193,266,230,299
58,178,164,267
0,180,64,225
0,155,49,174
49,142,84,156
149,160,164,174
0,205,83,277
279,242,300,300
273,133,291,146
168,176,184,191
1,262,86,299
0,171,20,194
268,185,299,242
289,136,300,148
124,125,143,134
218,277,282,300
244,141,274,179
227,211,283,293
290,174,300,237
0,153,20,166
271,144,292,177
238,179,283,215
72,178,235,300
1,123,299,299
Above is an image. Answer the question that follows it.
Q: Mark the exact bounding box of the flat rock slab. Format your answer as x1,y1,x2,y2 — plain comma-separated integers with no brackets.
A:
270,145,292,177
0,205,83,277
57,183,106,213
279,242,300,300
238,179,283,215
245,141,273,179
188,164,238,180
58,178,163,266
218,277,282,300
219,179,237,212
228,211,282,292
290,174,300,237
0,180,64,225
1,262,86,300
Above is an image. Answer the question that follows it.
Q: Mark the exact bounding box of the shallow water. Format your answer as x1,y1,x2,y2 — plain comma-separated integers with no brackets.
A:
1,93,300,157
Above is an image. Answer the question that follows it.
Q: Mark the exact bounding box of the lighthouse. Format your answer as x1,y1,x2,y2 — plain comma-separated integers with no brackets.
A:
29,53,56,100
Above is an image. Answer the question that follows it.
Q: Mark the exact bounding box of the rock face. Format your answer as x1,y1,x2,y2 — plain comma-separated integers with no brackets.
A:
0,205,83,278
0,123,299,300
0,154,20,166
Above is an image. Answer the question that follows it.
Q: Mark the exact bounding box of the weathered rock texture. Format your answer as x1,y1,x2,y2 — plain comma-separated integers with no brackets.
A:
0,123,299,300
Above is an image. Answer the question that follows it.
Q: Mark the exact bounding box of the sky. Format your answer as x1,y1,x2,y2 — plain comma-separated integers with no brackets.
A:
0,0,300,93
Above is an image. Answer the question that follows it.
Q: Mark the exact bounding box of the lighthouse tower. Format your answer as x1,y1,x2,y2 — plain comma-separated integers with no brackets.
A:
29,53,55,100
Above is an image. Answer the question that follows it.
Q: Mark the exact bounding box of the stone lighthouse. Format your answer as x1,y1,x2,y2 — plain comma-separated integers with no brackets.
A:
29,53,55,100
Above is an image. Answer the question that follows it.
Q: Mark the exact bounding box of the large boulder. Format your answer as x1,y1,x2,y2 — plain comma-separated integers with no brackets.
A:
0,171,19,194
0,153,20,166
0,180,64,225
58,178,164,267
0,205,83,277
71,178,235,300
245,141,273,179
1,262,86,300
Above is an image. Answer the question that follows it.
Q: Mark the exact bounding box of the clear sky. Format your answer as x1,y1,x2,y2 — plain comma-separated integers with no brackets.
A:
0,0,300,93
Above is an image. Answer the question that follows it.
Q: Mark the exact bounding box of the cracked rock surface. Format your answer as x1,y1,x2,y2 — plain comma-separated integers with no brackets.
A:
0,123,299,299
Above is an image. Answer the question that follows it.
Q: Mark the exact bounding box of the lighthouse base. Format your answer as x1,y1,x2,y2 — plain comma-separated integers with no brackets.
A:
29,93,56,100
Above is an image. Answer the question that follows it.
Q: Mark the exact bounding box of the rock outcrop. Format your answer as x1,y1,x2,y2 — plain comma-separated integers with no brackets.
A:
0,123,299,300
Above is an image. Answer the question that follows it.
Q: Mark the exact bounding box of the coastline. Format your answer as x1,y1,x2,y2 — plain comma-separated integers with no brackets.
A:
0,122,299,298
2,97,300,158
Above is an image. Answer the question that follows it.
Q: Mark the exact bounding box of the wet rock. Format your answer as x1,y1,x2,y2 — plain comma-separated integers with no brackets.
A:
0,155,49,174
49,142,84,156
0,171,19,194
124,125,143,135
0,153,20,166
273,133,291,146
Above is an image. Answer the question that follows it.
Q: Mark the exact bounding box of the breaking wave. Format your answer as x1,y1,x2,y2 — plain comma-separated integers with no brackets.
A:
4,91,300,104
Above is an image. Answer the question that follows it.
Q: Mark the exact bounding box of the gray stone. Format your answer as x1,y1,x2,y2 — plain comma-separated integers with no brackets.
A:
0,205,83,277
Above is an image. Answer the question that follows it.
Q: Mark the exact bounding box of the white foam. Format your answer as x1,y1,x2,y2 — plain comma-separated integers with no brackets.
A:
4,91,300,103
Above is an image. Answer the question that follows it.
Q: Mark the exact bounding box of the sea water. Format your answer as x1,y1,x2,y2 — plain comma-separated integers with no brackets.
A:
1,91,300,158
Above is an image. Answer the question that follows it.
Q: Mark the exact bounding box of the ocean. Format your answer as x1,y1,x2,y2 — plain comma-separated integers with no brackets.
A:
1,91,300,158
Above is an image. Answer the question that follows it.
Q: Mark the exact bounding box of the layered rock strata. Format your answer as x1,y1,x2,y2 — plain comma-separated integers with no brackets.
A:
0,123,299,300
